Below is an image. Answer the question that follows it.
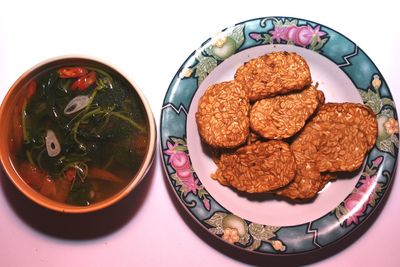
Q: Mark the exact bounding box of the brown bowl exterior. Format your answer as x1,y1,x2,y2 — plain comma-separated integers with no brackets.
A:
0,56,156,213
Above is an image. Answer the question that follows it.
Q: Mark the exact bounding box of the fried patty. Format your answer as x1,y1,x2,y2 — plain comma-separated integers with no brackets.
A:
250,85,324,139
234,51,312,101
196,80,250,148
212,141,296,193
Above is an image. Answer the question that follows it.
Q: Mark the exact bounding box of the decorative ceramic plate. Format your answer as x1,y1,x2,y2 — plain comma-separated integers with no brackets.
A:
160,17,398,254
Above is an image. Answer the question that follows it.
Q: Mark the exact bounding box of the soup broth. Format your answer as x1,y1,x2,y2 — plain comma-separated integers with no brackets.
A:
11,65,149,206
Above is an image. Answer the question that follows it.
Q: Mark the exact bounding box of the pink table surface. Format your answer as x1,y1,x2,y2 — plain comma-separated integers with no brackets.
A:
1,1,399,266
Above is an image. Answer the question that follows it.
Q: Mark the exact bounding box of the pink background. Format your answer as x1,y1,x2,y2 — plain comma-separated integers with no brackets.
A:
1,1,399,266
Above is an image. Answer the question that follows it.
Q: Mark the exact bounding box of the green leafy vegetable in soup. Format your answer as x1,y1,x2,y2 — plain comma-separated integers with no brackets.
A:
15,66,149,206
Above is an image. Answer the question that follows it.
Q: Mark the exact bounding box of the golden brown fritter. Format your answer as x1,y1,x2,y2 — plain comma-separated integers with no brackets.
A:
276,103,376,200
276,162,327,200
291,121,369,173
250,85,324,139
212,141,296,193
234,51,311,101
314,103,377,150
196,81,250,148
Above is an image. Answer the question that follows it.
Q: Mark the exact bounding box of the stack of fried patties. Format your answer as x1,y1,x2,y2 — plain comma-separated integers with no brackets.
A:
195,51,377,200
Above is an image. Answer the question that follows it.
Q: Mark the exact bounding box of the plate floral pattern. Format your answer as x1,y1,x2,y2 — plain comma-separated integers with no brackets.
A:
160,17,398,254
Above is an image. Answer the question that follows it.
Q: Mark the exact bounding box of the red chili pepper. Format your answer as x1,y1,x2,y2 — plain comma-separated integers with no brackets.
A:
65,168,77,182
70,71,96,91
58,67,87,78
